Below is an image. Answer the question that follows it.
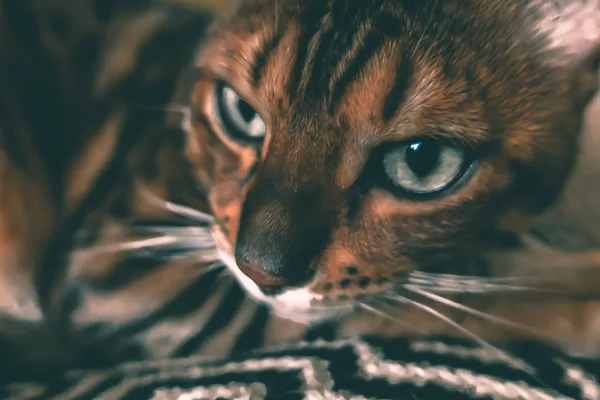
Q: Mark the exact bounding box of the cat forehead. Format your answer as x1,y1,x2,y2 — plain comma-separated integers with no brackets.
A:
215,0,599,57
207,0,535,87
198,0,582,149
202,0,530,125
204,0,600,113
194,0,597,204
218,0,521,35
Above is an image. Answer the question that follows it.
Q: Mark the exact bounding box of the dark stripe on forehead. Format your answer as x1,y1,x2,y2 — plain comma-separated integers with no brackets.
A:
288,0,416,109
302,0,354,94
287,0,330,99
328,30,384,114
382,59,412,121
251,26,285,86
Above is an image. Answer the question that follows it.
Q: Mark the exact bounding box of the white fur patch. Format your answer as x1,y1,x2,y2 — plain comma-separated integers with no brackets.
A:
533,0,600,61
212,227,351,324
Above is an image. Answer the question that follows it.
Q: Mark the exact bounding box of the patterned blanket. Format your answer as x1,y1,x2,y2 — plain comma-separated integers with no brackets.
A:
3,336,598,400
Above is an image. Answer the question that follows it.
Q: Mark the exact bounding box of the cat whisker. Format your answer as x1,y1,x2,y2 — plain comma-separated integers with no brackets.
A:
404,274,559,295
136,183,214,224
76,236,187,254
410,270,537,284
410,269,573,287
401,285,553,340
382,293,556,392
292,302,353,312
72,224,218,266
151,248,221,264
197,262,227,275
409,269,600,298
359,299,401,320
146,260,225,276
380,293,514,362
72,228,219,263
76,225,215,241
76,225,216,248
358,299,422,333
130,226,215,238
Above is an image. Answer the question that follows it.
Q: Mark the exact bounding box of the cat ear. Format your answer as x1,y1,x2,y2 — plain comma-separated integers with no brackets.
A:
536,0,600,102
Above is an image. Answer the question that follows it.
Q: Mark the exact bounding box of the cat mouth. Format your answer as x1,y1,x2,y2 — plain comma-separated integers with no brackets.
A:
211,226,354,324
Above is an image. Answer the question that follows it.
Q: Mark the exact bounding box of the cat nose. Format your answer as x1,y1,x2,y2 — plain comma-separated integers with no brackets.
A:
236,257,291,292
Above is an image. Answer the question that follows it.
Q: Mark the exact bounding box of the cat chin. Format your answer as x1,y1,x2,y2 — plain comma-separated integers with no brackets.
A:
212,231,352,324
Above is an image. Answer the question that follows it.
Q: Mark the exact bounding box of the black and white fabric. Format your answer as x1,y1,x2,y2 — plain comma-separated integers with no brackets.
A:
3,336,599,400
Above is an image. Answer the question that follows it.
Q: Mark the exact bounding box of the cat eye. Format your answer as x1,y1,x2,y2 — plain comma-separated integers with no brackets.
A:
213,82,266,141
382,140,470,196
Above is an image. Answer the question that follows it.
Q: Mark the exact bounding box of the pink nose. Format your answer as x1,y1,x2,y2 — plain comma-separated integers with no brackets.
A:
236,259,290,291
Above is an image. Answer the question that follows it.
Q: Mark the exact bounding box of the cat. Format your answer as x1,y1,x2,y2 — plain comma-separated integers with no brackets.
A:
186,0,600,354
1,0,600,379
0,0,217,375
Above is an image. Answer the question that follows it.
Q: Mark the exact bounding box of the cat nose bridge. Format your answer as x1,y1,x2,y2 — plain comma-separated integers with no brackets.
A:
266,117,341,185
234,175,336,290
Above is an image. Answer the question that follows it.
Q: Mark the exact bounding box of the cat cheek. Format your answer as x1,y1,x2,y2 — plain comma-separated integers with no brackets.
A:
202,157,258,246
208,184,245,246
311,234,409,297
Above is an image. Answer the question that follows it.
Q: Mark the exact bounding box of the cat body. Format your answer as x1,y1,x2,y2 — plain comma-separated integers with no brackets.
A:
0,0,600,377
0,0,222,373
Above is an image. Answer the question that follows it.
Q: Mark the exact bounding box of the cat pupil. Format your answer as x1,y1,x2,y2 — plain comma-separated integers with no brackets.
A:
238,99,255,123
405,141,441,178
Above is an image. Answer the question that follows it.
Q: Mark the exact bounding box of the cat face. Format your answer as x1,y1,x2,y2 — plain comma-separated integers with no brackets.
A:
186,0,600,322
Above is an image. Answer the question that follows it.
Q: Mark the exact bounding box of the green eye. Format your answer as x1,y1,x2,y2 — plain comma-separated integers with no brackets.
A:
382,140,469,195
214,82,266,140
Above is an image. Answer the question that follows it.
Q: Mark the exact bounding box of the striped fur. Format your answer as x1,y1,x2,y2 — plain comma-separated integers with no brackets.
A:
188,0,600,360
0,0,220,374
0,0,340,378
2,0,600,381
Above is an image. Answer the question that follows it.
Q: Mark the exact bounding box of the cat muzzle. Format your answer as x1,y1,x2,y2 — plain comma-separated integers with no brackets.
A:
236,258,291,293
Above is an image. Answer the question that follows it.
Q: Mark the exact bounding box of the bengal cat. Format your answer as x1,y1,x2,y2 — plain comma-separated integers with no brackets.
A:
1,0,600,379
188,0,600,353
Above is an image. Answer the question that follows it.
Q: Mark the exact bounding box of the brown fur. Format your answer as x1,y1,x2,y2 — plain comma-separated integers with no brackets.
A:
187,0,600,353
0,0,217,375
2,0,600,378
191,0,596,287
